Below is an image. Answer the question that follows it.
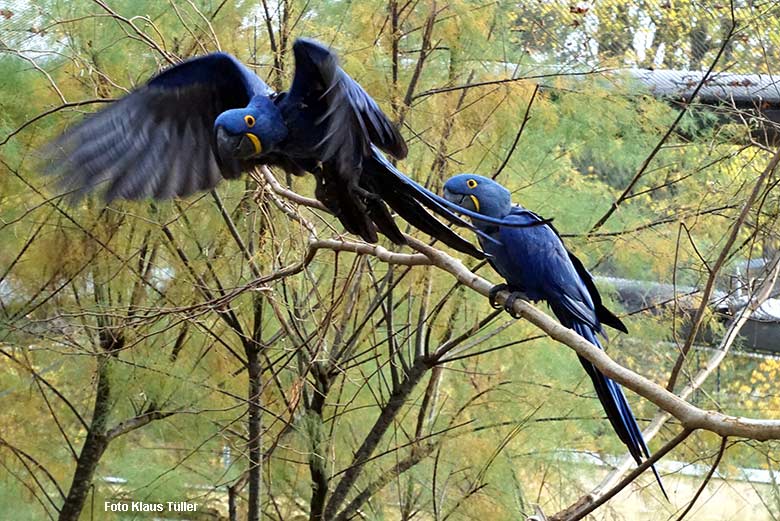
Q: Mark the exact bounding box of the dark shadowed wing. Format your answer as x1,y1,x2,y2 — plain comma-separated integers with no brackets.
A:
566,250,628,334
46,53,273,202
288,38,407,172
501,207,628,334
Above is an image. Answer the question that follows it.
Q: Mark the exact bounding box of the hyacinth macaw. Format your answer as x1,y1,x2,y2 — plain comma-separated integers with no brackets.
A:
47,38,527,258
443,173,666,496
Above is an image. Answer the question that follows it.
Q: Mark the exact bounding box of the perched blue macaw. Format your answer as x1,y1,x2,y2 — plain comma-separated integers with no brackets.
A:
443,173,666,496
46,38,527,259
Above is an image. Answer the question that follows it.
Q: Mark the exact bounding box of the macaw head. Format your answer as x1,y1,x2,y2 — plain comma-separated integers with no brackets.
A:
214,95,288,160
443,174,512,219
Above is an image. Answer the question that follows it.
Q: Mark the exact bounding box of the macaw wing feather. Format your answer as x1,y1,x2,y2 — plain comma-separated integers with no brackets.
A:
534,212,627,334
369,149,495,249
423,185,555,229
289,38,407,173
566,251,628,334
363,155,483,257
494,211,599,329
502,208,627,334
46,53,270,201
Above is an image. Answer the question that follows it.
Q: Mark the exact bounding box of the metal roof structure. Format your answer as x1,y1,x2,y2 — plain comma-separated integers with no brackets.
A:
609,68,780,146
626,69,780,107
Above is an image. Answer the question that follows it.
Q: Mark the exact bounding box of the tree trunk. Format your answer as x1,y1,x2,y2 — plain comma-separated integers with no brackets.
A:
58,356,111,521
228,484,238,521
324,358,429,519
246,342,263,521
308,366,330,521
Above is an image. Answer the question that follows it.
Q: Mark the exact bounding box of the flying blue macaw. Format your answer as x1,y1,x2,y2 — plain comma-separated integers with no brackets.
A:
46,38,526,259
443,173,666,495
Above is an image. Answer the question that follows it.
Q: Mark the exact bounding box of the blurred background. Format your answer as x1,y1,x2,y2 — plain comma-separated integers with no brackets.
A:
2,1,780,519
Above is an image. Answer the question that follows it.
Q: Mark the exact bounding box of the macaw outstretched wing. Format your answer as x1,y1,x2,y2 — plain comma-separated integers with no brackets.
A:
46,53,271,201
288,38,407,172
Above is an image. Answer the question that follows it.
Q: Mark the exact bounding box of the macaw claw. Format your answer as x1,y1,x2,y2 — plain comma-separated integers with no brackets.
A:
489,284,526,318
503,292,526,319
488,283,510,309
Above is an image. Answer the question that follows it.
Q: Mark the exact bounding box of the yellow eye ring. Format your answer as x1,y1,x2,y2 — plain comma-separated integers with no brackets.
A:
466,179,478,189
244,115,256,128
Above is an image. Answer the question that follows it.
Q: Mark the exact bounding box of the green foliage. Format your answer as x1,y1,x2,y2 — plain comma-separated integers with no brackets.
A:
1,1,779,520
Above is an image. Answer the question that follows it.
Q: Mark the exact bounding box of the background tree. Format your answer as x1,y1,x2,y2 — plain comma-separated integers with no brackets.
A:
2,1,780,520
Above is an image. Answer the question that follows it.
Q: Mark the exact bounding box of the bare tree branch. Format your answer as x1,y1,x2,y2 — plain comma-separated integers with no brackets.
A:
673,437,728,521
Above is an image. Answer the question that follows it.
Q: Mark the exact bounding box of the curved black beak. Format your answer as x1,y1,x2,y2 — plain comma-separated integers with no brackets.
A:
442,187,461,205
216,126,261,160
443,187,473,210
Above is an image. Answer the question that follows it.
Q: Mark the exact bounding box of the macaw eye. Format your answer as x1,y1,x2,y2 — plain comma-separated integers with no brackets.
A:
466,179,478,189
244,115,256,128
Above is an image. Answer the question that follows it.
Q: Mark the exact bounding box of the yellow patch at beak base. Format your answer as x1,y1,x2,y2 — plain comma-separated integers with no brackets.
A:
245,133,262,155
469,194,480,212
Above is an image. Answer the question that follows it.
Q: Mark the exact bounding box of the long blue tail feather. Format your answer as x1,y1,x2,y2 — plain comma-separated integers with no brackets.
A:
421,185,554,229
570,320,668,498
371,148,549,241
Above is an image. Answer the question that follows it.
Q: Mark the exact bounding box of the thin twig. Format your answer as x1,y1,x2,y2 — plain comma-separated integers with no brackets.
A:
674,437,728,521
588,5,738,233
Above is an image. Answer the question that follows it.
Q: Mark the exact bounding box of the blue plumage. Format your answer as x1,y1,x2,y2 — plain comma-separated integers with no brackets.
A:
443,174,666,496
148,52,273,95
47,39,493,257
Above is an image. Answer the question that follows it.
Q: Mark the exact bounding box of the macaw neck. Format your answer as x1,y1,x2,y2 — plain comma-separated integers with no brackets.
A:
472,203,512,233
